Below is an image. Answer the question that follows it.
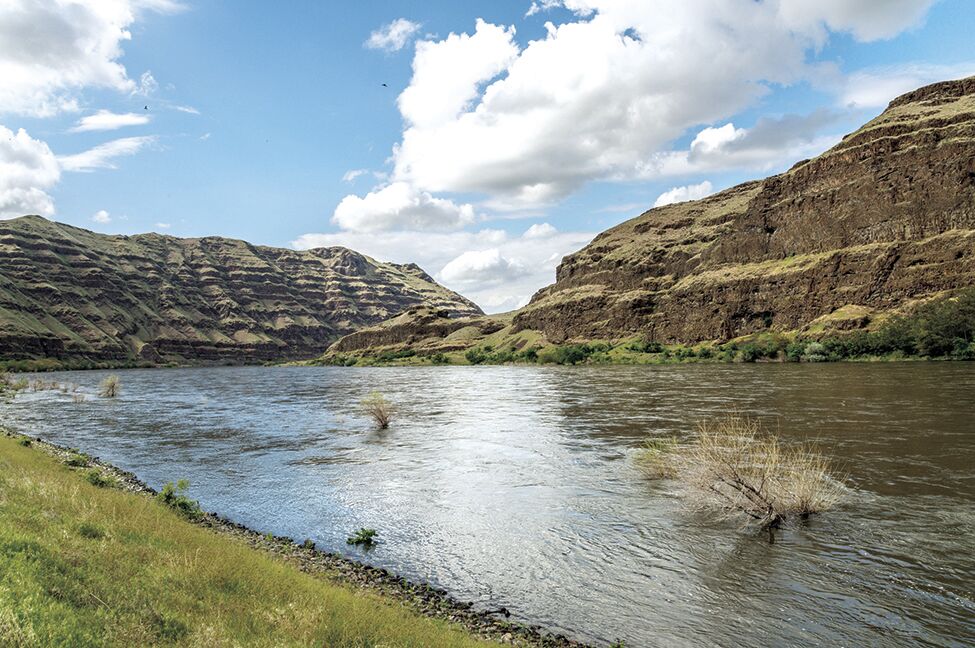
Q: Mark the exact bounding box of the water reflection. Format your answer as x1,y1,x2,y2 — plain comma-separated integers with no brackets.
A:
2,364,973,647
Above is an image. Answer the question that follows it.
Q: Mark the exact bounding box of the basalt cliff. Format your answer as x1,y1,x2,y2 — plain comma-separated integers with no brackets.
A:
329,76,975,358
0,216,481,365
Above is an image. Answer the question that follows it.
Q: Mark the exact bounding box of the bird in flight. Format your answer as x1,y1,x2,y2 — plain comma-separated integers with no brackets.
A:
144,105,148,110
381,83,388,87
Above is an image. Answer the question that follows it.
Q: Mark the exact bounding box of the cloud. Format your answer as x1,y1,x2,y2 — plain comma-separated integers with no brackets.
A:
384,0,936,207
135,70,158,96
0,125,60,219
174,104,200,114
398,19,518,130
70,110,151,132
839,62,975,109
155,222,171,229
526,1,564,18
92,209,111,223
596,202,646,214
0,0,176,117
365,18,422,52
440,248,528,286
522,222,558,239
640,111,845,179
654,181,714,207
331,182,476,233
58,136,156,172
342,169,368,183
293,225,595,313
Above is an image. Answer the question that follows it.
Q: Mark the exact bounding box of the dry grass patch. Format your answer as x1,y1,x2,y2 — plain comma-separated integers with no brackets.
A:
98,374,120,398
362,391,394,429
641,414,844,530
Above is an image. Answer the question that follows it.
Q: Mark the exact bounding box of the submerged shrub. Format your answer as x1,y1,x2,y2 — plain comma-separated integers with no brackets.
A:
674,414,843,529
362,391,394,429
637,436,679,479
98,375,121,398
346,528,377,547
157,479,203,520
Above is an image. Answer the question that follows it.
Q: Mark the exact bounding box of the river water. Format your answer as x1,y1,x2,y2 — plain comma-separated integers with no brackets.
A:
3,364,973,647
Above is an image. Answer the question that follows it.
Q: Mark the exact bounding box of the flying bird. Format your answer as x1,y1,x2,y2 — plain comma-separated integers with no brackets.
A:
381,83,388,87
144,105,148,110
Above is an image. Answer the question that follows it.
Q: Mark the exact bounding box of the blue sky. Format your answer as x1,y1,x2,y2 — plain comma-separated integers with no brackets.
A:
2,0,975,311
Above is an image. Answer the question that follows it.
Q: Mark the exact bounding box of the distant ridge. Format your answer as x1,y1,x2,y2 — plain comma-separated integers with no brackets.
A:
0,216,481,365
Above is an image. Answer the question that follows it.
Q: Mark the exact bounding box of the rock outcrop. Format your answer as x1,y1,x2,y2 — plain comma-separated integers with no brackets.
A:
330,76,975,355
0,216,481,364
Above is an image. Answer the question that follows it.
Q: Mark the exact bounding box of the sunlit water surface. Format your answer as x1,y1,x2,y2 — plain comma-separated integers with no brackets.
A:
3,364,973,647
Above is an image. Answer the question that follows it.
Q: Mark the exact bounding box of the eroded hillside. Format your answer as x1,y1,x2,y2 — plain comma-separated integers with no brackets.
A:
0,216,481,364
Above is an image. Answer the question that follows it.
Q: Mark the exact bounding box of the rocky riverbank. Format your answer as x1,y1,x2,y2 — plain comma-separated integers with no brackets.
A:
2,427,594,648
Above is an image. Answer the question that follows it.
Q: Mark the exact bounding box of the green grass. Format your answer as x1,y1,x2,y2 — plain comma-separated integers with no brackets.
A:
0,435,500,647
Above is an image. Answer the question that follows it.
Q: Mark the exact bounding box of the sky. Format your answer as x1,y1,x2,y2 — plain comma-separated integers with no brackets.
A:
2,1,975,313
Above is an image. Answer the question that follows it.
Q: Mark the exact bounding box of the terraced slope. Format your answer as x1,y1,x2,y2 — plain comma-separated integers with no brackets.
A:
328,76,975,356
0,216,481,364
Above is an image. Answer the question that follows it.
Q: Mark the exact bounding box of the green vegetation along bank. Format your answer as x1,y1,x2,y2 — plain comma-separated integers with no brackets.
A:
0,430,589,647
318,289,975,366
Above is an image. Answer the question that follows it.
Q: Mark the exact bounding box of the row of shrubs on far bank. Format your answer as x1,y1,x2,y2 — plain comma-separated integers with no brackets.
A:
329,288,975,366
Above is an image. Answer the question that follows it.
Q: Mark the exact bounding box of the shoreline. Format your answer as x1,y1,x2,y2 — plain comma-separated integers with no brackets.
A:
2,427,593,648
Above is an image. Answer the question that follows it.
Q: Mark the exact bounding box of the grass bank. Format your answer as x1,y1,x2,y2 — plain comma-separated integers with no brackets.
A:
0,432,580,647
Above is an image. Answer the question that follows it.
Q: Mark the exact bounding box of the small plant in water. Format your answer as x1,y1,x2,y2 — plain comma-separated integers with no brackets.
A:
362,391,394,429
675,414,843,530
157,479,203,520
99,374,121,398
346,528,378,547
637,436,679,479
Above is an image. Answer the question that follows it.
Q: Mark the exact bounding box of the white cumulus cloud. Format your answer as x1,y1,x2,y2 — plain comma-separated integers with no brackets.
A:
0,125,60,219
365,18,422,52
332,182,476,233
70,110,151,132
440,248,528,286
0,0,176,117
385,0,937,206
654,181,714,208
92,209,111,223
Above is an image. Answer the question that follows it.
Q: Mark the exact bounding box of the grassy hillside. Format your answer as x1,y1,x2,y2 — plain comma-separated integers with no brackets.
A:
0,215,481,367
0,434,501,647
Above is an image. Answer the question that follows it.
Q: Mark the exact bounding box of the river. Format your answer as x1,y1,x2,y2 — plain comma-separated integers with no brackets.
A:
3,364,973,647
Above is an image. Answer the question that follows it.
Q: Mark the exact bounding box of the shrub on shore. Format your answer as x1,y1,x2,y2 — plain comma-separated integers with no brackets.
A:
98,374,121,398
363,391,394,429
157,479,203,520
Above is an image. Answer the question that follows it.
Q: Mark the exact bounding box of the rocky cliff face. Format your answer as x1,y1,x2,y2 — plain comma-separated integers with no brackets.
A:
511,76,975,343
0,216,481,363
326,76,975,357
